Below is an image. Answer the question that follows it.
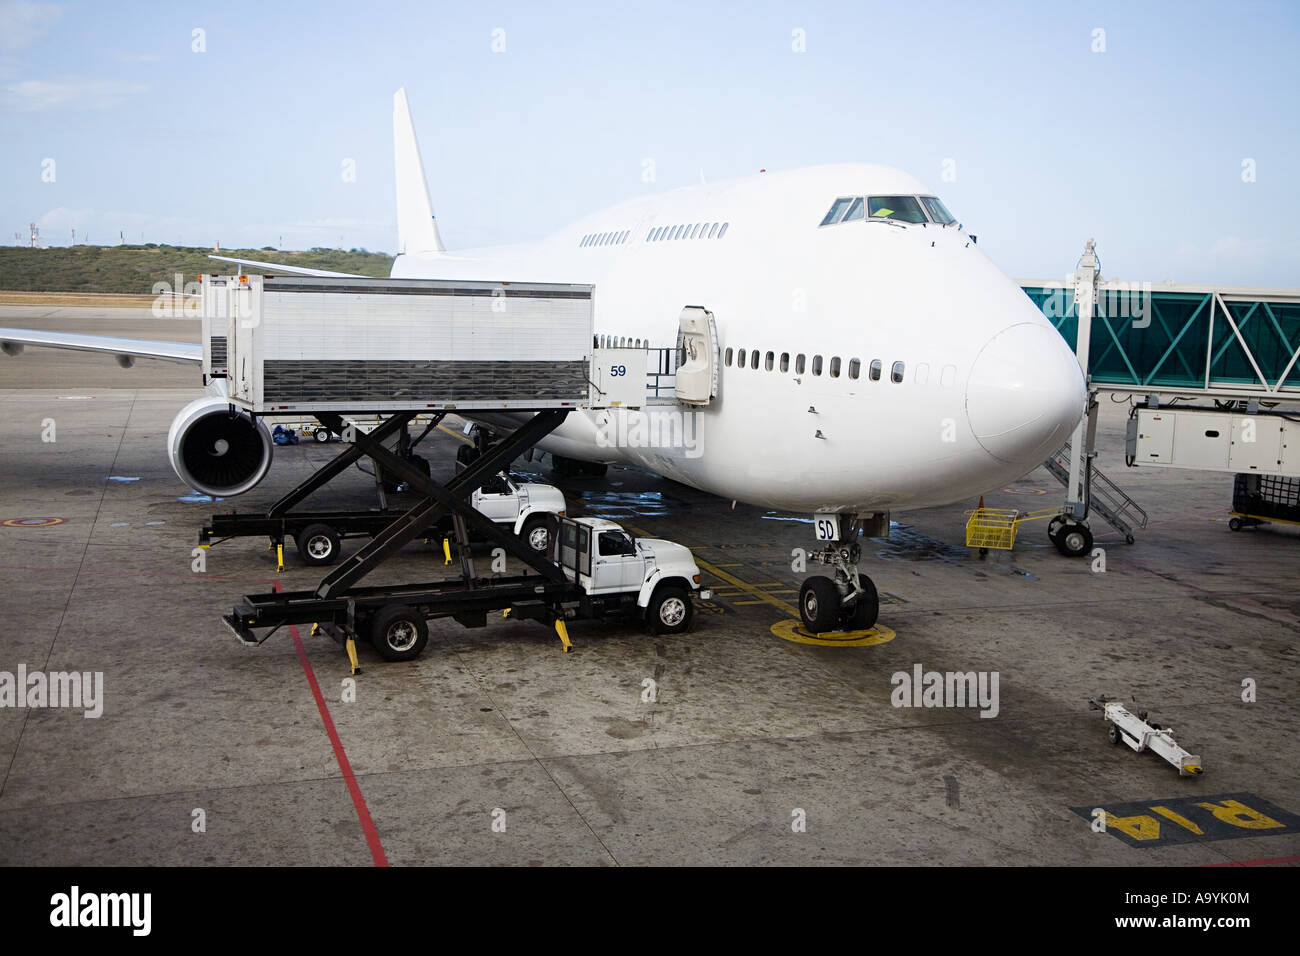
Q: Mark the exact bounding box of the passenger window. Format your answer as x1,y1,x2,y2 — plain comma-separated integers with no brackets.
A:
830,356,841,378
645,229,653,241
796,354,806,374
848,358,861,379
719,222,729,237
843,198,865,222
765,351,774,371
708,223,719,238
915,363,930,385
812,355,823,376
750,349,759,369
738,348,746,369
780,352,790,372
892,361,905,383
820,198,854,226
869,359,882,381
725,347,733,366
690,224,700,239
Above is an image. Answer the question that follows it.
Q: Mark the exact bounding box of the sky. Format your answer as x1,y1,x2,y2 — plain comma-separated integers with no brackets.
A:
1,0,1297,285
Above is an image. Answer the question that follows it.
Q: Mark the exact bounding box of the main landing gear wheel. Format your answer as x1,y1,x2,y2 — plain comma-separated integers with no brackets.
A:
647,585,692,635
296,523,341,566
1054,521,1093,558
841,574,879,630
369,604,429,662
799,576,841,634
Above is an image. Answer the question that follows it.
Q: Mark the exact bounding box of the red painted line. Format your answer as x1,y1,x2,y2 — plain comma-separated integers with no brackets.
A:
277,582,389,867
1203,854,1300,867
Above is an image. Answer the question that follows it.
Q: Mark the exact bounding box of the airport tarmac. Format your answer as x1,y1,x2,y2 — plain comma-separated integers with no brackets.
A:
0,307,1297,865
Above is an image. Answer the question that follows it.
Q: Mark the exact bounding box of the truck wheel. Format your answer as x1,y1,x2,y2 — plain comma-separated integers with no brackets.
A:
370,604,429,661
296,523,342,566
520,514,550,554
313,426,332,443
1107,721,1123,745
841,574,879,630
647,585,692,634
1228,518,1242,532
799,576,841,633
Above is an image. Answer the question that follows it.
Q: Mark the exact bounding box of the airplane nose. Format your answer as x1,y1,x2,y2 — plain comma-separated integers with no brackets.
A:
965,323,1086,464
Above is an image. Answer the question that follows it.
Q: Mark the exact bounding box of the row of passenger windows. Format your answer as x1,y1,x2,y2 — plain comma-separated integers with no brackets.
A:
724,347,905,383
596,334,645,348
646,221,729,242
581,230,630,247
819,195,956,227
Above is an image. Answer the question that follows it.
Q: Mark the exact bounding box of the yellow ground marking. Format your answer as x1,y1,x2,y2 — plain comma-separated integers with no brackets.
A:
770,619,896,647
437,424,475,446
1150,805,1204,834
693,555,800,617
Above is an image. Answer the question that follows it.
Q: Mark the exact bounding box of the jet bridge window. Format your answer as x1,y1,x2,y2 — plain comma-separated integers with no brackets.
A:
820,198,854,226
868,196,927,223
920,197,956,224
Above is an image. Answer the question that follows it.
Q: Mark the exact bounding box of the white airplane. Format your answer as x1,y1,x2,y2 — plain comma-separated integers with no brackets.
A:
0,88,1086,632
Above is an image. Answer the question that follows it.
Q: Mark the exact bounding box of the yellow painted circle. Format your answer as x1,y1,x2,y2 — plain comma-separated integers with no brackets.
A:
770,618,896,647
1001,486,1048,496
2,516,67,527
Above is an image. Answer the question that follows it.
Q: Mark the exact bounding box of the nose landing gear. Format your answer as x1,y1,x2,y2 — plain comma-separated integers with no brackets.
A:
798,518,881,633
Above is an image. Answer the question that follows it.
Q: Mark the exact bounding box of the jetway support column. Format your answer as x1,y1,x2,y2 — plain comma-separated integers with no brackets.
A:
1065,239,1099,519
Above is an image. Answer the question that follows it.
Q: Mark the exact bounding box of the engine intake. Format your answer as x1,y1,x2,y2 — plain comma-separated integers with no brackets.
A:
167,396,273,497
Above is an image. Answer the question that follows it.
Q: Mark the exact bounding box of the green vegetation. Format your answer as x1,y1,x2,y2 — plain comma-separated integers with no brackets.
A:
0,245,395,294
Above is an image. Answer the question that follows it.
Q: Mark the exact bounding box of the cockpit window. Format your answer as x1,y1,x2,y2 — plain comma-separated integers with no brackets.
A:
920,196,956,224
868,196,927,223
819,197,854,227
842,197,865,222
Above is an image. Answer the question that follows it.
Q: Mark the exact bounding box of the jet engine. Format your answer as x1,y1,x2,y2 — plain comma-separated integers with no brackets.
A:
167,395,273,497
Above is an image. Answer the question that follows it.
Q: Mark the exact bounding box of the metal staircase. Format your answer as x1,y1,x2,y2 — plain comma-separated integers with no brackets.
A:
1044,443,1149,544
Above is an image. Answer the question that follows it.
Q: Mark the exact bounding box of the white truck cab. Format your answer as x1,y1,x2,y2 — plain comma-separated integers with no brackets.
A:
553,516,709,633
471,473,567,552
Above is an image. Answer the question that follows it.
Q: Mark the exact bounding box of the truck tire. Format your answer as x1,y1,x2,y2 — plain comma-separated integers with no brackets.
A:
520,513,551,554
313,426,332,443
647,585,692,634
296,523,342,566
370,604,429,661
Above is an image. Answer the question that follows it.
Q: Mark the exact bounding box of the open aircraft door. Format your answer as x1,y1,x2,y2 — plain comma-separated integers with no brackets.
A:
674,306,719,406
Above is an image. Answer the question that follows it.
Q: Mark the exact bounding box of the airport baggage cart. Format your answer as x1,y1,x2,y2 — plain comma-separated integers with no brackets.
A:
1229,473,1300,531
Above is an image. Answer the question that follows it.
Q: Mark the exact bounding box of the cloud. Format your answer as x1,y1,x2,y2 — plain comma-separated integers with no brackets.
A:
0,1,61,53
0,76,148,111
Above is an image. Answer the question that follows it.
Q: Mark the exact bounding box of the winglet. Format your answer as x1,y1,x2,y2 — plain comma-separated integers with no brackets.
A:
393,88,445,255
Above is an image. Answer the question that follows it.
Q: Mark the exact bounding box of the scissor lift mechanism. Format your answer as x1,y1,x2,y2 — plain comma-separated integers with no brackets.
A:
222,408,593,667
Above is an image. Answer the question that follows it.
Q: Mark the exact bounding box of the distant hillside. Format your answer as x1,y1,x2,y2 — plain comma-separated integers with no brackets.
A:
0,245,395,294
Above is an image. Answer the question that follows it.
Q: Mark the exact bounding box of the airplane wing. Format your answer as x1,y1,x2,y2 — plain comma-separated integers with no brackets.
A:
0,328,201,365
207,254,362,278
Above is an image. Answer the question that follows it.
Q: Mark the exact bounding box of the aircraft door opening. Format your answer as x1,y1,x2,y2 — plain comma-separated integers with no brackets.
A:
674,306,719,406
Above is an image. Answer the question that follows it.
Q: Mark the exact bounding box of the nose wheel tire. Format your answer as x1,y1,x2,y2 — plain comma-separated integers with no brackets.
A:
370,604,429,661
841,574,879,630
1054,522,1093,558
296,523,342,566
799,575,842,633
